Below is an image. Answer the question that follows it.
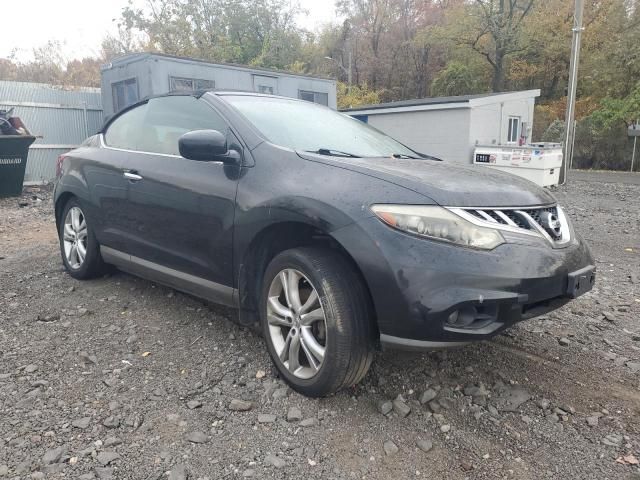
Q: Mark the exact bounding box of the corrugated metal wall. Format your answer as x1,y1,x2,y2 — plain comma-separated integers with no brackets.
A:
0,81,103,183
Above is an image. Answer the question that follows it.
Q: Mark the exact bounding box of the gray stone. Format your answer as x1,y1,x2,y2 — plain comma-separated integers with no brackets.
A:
383,440,399,456
79,351,97,364
300,417,317,427
0,465,8,476
168,464,188,480
186,400,202,410
243,469,255,477
102,416,120,428
428,400,442,414
602,434,623,447
78,474,96,480
496,387,531,412
94,467,113,479
287,406,303,422
258,413,277,423
31,473,45,480
419,389,437,405
626,361,640,373
186,431,208,443
558,337,570,346
24,364,38,373
392,395,411,417
586,416,599,427
377,400,393,415
537,398,551,410
264,454,286,468
440,424,451,433
43,446,65,464
272,387,288,399
416,439,433,453
72,417,91,429
97,452,120,466
603,311,616,322
104,437,122,447
229,399,253,412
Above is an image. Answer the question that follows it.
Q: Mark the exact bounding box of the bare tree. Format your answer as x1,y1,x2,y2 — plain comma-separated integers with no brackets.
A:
466,0,535,91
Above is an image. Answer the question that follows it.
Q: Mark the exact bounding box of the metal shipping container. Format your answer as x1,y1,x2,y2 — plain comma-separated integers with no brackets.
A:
100,52,337,118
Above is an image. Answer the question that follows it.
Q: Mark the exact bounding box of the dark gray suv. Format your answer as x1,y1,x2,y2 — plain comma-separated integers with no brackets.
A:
54,91,595,397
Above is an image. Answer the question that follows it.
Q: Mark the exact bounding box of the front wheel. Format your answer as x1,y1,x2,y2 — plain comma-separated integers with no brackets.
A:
58,198,106,279
260,247,374,397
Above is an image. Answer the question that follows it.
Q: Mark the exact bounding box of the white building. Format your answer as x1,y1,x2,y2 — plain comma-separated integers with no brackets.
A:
342,90,540,164
101,52,337,118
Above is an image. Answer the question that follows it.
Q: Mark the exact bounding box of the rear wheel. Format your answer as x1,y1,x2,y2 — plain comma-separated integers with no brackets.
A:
59,198,106,279
260,247,374,397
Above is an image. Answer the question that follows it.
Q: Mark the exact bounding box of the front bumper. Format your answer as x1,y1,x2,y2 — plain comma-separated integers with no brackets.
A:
332,216,595,349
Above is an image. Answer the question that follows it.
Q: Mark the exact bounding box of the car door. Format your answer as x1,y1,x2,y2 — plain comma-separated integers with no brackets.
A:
93,102,150,252
117,95,241,296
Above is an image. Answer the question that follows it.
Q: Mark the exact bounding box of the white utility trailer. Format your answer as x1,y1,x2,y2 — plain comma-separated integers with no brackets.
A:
473,143,563,187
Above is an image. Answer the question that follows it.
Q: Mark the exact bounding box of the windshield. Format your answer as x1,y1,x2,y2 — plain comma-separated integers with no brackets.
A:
224,95,418,158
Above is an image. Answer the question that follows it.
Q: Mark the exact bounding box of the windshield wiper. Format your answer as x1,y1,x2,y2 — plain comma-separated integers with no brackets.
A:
305,148,361,158
391,153,419,159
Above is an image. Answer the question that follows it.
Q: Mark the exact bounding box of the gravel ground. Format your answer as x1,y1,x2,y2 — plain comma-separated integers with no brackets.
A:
0,173,639,480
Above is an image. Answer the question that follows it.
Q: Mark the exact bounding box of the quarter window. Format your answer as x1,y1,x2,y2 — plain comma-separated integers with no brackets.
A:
257,85,274,94
170,76,215,91
104,103,149,150
507,116,520,144
112,78,139,113
299,90,329,106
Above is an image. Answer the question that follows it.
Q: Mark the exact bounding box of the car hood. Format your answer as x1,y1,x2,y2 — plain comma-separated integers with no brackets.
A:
298,153,557,208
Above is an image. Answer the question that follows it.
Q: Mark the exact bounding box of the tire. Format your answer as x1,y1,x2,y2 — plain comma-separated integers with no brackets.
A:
260,247,374,397
58,198,106,280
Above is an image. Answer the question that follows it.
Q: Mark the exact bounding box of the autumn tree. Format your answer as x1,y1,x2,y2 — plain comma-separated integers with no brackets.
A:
459,0,535,92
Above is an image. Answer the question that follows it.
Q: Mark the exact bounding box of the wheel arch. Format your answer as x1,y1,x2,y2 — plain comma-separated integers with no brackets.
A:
236,220,380,343
54,191,77,230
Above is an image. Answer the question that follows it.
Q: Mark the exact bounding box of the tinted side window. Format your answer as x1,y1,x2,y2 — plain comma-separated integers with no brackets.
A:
141,96,228,155
104,103,149,150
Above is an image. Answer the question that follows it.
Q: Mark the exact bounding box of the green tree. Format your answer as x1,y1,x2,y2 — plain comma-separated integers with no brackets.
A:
430,62,484,96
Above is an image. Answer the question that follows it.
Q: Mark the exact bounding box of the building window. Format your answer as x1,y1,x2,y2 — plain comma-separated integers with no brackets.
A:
507,116,520,143
112,78,139,113
299,90,329,106
257,85,274,94
169,76,215,92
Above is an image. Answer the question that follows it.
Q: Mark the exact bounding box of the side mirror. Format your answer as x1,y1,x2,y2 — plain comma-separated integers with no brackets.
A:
179,129,231,162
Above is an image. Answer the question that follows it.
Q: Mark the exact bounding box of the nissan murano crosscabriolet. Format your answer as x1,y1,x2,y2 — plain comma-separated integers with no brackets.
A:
54,91,595,396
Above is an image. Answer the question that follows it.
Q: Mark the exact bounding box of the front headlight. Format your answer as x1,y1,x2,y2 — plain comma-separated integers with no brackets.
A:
371,205,504,250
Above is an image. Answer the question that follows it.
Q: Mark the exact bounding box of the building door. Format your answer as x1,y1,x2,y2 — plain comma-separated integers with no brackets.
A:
253,75,278,95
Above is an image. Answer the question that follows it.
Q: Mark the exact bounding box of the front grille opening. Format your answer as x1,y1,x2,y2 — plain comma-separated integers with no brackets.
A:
468,206,560,235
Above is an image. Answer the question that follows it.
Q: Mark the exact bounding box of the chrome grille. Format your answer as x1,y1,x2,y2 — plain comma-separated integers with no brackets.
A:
450,205,571,247
467,206,559,232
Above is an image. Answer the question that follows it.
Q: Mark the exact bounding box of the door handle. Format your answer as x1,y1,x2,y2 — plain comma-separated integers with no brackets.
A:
123,171,143,181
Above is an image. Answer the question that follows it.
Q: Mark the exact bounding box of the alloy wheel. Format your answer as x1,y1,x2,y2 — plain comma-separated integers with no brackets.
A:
63,206,88,269
266,268,327,379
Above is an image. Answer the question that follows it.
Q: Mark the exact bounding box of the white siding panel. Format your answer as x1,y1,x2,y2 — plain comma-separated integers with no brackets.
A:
367,109,472,163
469,98,535,146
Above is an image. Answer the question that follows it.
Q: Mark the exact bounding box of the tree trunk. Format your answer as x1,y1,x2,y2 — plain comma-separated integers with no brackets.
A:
492,48,505,92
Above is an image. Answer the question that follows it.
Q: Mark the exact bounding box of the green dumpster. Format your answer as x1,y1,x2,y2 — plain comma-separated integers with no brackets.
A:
0,135,36,197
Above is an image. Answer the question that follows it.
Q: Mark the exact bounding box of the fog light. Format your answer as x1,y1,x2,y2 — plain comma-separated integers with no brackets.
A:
447,306,478,327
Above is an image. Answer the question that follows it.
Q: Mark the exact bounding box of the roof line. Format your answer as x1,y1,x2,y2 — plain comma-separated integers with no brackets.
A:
341,90,541,113
103,52,336,82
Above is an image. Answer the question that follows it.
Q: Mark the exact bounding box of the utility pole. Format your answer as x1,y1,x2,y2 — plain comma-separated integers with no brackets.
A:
561,0,585,184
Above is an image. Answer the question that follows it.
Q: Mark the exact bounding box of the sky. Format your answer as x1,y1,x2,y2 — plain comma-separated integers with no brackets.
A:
2,0,339,62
